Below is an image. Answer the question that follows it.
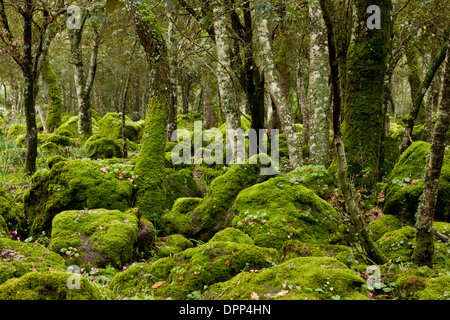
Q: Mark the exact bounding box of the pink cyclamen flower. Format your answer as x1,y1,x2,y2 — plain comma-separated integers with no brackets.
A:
123,266,127,271
370,292,373,298
12,231,17,235
17,237,20,241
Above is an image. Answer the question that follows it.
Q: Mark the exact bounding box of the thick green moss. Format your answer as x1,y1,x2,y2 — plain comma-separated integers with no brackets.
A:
378,226,416,263
0,238,66,285
6,124,26,141
210,227,254,245
282,240,354,267
51,209,138,268
158,211,193,238
189,162,263,242
43,60,63,133
85,134,122,159
171,197,202,215
98,113,142,143
369,214,402,242
232,177,346,252
165,168,202,211
157,234,193,258
395,275,428,300
54,116,79,138
40,142,62,156
286,165,336,198
46,133,75,147
417,276,450,300
0,215,8,238
0,271,101,300
47,155,67,169
383,141,450,224
0,186,23,234
23,160,134,238
202,256,368,300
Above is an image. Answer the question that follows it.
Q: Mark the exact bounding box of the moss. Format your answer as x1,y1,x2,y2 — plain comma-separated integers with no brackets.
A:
98,113,141,143
54,116,79,138
165,168,202,211
232,177,346,252
282,240,354,267
6,124,26,141
40,142,62,156
433,221,450,238
383,141,450,224
0,271,101,300
210,227,254,245
188,161,263,242
0,186,23,235
171,197,202,215
417,276,450,300
135,99,167,222
47,155,67,169
51,209,138,269
43,60,63,133
378,226,416,263
157,234,193,258
23,159,134,238
0,238,66,285
0,215,8,238
395,275,428,300
202,256,368,300
135,219,156,260
286,165,336,198
45,133,75,147
158,211,193,238
85,135,122,159
369,214,402,242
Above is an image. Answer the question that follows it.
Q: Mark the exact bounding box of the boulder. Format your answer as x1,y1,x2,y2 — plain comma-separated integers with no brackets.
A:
286,165,336,199
84,135,122,159
171,197,202,215
368,214,402,242
98,113,142,143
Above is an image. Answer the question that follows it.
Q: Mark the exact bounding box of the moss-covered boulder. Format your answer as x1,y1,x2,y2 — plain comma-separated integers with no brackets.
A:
232,177,346,251
6,124,26,141
189,163,264,242
0,238,66,285
85,134,122,159
0,186,24,235
40,141,62,156
369,214,402,242
416,276,450,300
378,226,416,263
281,240,354,267
46,133,76,147
165,168,202,211
0,271,101,300
158,211,193,238
54,116,78,138
50,209,138,269
202,256,368,300
156,234,194,258
24,160,134,238
98,113,142,143
286,165,337,198
210,227,254,245
383,141,450,224
47,155,67,169
171,197,202,215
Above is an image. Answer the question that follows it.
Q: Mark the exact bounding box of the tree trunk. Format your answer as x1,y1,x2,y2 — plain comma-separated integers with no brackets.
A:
167,9,178,141
43,60,63,133
308,0,331,166
257,12,302,168
405,48,426,124
413,46,450,268
213,3,241,131
297,57,310,156
342,0,391,188
203,73,214,130
319,0,387,265
400,39,448,154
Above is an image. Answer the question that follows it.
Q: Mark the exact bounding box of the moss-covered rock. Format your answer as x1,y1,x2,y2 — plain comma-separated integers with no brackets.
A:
369,214,402,242
165,168,202,211
202,256,369,300
54,116,78,138
6,124,26,141
135,219,156,259
50,209,138,269
158,211,193,237
47,155,67,169
383,141,450,224
0,186,24,235
46,133,76,147
286,165,337,198
171,197,202,215
0,238,66,285
378,226,416,263
85,134,122,159
40,141,62,156
0,271,101,300
0,215,8,238
281,240,354,267
210,227,254,245
98,113,142,143
156,234,194,258
23,160,134,238
232,177,346,251
395,275,428,300
416,276,450,300
189,162,264,242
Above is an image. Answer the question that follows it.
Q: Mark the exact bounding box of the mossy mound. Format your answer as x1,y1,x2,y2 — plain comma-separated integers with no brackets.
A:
85,135,122,159
0,271,101,300
189,162,264,242
210,227,254,245
378,226,416,263
156,234,194,258
0,238,66,285
202,256,368,300
0,215,8,238
50,209,138,269
158,211,193,238
45,133,76,147
165,168,202,211
54,116,79,138
232,177,346,252
0,186,24,235
47,155,67,169
383,141,450,224
369,214,402,242
171,197,202,215
40,142,62,156
6,124,26,141
98,113,142,143
24,159,134,238
286,165,337,198
281,240,354,267
416,276,450,300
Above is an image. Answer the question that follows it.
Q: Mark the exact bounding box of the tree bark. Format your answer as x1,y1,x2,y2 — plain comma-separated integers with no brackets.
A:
43,60,63,133
297,57,310,156
167,8,178,141
319,0,387,265
413,45,450,268
405,47,426,124
257,11,302,168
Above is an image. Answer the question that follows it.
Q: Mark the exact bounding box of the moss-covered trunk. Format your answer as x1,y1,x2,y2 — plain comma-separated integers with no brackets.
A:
342,0,391,188
131,1,170,223
43,60,63,133
413,46,450,268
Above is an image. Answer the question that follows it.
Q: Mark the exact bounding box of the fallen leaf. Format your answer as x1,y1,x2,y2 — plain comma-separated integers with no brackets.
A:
152,281,165,289
282,279,287,289
225,259,230,266
251,292,259,300
99,167,108,173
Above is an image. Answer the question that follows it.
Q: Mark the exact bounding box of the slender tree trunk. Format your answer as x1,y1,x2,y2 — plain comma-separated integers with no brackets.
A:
405,47,426,124
319,0,387,265
308,0,331,166
413,46,450,268
167,9,178,140
43,60,63,133
213,3,240,131
400,39,448,154
203,73,214,130
297,57,310,156
257,11,302,168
